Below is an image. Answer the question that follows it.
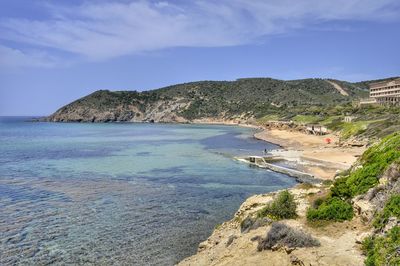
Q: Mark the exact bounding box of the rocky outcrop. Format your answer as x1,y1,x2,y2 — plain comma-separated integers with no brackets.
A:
45,94,191,123
178,186,366,266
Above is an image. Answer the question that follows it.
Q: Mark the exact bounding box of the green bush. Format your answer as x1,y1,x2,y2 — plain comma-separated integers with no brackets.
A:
331,133,400,198
362,227,400,266
373,195,400,230
312,196,327,209
306,197,353,221
258,190,297,220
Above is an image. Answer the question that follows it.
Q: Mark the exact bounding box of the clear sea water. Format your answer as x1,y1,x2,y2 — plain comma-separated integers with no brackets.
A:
0,117,297,265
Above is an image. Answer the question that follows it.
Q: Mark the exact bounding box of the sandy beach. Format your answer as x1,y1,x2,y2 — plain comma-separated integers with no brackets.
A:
254,129,366,179
193,120,365,180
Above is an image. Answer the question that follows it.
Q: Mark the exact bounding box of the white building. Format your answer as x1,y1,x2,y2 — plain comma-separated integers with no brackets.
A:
370,78,400,105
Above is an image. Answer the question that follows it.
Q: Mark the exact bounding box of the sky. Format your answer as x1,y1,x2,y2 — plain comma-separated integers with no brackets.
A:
0,0,399,116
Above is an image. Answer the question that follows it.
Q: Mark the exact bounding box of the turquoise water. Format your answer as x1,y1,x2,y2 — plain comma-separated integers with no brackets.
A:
0,117,296,265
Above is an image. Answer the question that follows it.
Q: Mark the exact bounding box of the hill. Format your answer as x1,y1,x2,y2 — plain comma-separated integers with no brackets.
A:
45,77,391,123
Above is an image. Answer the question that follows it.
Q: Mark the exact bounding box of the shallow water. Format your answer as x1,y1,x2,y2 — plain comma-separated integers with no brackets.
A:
0,117,297,265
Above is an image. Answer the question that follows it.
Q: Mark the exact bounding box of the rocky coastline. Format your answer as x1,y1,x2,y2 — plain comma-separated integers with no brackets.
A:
177,128,399,266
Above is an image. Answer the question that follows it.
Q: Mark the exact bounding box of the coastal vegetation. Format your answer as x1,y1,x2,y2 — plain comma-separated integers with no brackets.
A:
240,190,297,233
362,227,400,266
306,133,400,224
306,197,353,221
331,132,400,198
259,104,400,140
257,190,297,220
373,195,400,230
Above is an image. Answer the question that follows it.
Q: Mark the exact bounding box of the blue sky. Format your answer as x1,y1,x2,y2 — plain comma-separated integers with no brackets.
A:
0,0,399,116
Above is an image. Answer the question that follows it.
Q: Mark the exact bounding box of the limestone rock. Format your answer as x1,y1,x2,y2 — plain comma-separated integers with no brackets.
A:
352,197,375,222
289,254,305,266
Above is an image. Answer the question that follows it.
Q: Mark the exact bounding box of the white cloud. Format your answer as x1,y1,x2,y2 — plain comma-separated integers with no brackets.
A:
0,45,59,68
0,0,399,67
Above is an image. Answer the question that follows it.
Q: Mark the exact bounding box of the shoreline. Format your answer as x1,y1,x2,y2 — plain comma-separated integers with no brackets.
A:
190,120,358,181
253,128,365,180
178,124,367,265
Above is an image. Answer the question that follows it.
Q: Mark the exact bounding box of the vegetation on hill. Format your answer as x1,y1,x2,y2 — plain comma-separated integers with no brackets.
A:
373,195,400,230
257,190,297,220
331,133,400,198
157,78,366,120
362,227,400,266
306,196,353,222
46,77,398,124
307,133,400,223
258,103,400,140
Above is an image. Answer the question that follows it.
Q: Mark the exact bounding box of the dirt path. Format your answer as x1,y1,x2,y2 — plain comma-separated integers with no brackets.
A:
326,80,349,96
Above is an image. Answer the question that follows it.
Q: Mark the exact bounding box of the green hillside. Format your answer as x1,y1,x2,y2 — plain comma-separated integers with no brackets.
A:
45,77,396,125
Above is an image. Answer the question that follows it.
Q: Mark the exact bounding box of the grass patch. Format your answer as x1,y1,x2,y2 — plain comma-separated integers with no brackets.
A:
257,190,297,220
257,222,320,251
373,195,400,230
362,227,400,266
292,115,323,124
331,132,400,198
340,121,371,139
306,197,353,222
257,114,282,123
320,115,343,126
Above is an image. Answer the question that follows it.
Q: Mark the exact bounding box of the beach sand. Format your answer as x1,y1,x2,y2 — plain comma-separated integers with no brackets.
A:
254,129,366,179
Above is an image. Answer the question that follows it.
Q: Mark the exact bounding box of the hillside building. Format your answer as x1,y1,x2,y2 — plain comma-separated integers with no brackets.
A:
369,78,400,105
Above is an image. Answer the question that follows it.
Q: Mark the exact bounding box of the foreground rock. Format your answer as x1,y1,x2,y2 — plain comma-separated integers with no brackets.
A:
178,186,367,266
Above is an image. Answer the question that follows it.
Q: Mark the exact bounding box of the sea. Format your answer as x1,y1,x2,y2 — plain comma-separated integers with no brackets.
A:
0,117,297,265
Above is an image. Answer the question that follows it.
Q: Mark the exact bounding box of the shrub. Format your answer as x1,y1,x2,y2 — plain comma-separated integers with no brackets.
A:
257,222,320,251
330,176,352,199
362,227,400,266
240,216,271,233
258,190,297,220
312,196,327,209
331,133,400,198
373,195,400,230
306,197,353,221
